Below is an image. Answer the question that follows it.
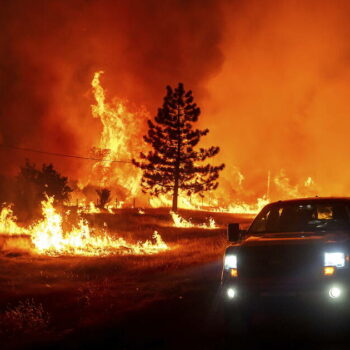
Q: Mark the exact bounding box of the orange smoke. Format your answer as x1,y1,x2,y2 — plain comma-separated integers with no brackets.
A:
202,0,350,202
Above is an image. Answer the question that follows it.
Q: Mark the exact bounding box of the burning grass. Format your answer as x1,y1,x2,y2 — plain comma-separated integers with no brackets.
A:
0,197,169,256
170,211,217,229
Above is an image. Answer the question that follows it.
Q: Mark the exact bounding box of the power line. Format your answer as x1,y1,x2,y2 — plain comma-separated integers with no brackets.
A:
0,144,133,164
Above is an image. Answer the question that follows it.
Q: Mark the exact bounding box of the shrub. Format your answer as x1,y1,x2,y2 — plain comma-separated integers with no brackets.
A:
0,298,50,338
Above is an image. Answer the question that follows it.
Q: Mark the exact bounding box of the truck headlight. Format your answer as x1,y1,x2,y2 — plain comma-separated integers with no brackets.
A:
227,287,236,299
224,254,237,269
324,252,345,268
329,285,342,299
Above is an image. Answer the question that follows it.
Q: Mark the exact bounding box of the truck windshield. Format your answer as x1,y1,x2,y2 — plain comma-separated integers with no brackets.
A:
249,201,350,233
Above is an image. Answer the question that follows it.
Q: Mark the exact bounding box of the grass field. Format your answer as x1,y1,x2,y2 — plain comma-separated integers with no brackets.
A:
0,209,253,349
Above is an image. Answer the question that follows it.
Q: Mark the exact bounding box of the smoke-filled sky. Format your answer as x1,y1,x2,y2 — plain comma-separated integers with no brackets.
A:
2,0,350,202
204,0,350,199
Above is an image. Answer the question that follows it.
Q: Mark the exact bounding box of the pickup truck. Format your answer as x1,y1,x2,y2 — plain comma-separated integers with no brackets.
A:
221,197,350,327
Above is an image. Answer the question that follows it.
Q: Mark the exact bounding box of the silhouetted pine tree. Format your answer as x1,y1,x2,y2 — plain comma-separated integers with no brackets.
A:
133,83,224,211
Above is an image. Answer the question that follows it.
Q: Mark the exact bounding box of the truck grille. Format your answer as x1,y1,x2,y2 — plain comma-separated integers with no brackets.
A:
238,245,321,283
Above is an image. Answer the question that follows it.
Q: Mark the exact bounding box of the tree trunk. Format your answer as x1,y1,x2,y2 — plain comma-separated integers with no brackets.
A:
172,175,179,212
172,105,181,212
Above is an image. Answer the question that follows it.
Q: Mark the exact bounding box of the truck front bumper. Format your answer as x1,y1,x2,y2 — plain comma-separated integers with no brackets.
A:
222,276,350,306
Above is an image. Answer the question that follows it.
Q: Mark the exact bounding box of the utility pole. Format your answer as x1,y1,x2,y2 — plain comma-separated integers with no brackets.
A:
266,170,271,201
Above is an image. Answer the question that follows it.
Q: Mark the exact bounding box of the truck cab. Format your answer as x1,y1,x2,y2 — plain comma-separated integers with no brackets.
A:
222,198,350,307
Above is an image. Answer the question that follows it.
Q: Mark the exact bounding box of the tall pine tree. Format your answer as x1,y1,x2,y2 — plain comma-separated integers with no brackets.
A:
133,83,224,211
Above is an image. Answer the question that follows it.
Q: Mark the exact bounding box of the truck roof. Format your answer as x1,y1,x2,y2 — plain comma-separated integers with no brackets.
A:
268,197,350,206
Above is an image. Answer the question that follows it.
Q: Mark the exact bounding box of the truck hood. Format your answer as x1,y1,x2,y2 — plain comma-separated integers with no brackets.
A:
240,231,350,247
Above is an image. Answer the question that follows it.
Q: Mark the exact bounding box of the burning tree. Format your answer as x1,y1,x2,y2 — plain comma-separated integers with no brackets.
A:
133,83,224,211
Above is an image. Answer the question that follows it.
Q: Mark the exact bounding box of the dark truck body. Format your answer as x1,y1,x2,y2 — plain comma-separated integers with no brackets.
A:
221,198,350,307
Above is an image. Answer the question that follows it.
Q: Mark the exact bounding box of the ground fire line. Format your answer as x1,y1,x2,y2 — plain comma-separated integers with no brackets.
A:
0,196,169,256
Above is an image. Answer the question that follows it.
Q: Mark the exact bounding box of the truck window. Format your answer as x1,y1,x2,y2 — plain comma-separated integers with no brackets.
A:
249,201,350,233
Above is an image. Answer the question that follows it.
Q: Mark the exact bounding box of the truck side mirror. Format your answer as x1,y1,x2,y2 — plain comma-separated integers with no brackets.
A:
227,223,241,243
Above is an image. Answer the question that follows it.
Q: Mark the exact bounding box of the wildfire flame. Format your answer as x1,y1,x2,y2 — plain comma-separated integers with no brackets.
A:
87,72,318,215
13,71,318,220
170,211,217,229
88,201,101,214
0,204,23,235
0,197,169,256
88,72,271,214
225,196,270,215
89,71,146,198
